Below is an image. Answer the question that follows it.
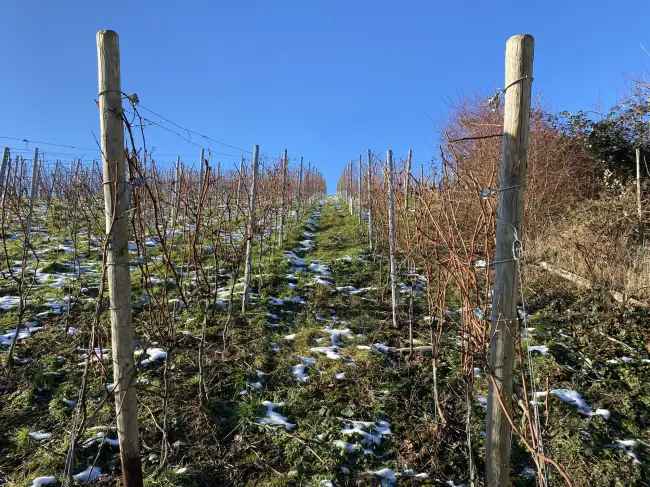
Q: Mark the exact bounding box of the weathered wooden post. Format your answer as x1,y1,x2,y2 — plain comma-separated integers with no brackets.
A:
0,147,9,193
636,148,643,241
242,145,260,313
25,148,40,237
386,149,398,328
199,147,205,190
96,30,144,487
367,150,374,253
348,161,354,216
278,149,288,247
485,33,534,487
404,148,413,210
297,156,304,221
358,155,363,226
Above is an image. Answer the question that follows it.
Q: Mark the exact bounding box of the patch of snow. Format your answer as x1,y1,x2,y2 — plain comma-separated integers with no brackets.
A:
550,389,609,419
140,347,167,366
370,468,397,486
341,419,391,447
476,395,488,409
257,401,295,430
310,346,342,360
73,465,102,483
613,439,641,464
29,431,52,441
0,295,20,311
31,476,57,487
292,356,316,382
607,356,634,364
528,345,549,355
372,343,394,354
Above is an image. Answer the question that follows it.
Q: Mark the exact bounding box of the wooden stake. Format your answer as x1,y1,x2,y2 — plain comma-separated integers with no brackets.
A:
96,29,144,487
485,33,534,487
367,150,374,253
0,147,9,193
297,156,304,220
636,148,643,241
404,148,413,210
26,148,39,237
199,147,205,189
279,149,288,247
387,149,398,328
358,155,363,226
242,145,260,313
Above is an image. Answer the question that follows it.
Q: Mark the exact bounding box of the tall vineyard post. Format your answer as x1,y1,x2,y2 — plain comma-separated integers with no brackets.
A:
242,144,260,313
96,29,144,487
485,33,534,487
386,149,399,328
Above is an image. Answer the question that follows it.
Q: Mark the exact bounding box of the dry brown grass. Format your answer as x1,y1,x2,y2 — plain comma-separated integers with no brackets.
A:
528,184,650,301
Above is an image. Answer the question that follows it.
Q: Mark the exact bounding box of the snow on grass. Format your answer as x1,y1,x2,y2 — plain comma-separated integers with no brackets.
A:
140,347,167,366
284,251,306,268
256,401,295,431
31,476,57,486
0,323,43,346
292,356,316,382
0,295,20,311
73,465,102,483
476,395,488,409
308,261,331,276
313,276,333,286
606,356,635,364
549,389,610,418
372,343,395,354
528,345,549,355
340,419,391,447
370,467,397,486
28,431,52,441
323,327,352,346
82,432,119,448
612,439,641,464
310,346,342,360
347,286,375,295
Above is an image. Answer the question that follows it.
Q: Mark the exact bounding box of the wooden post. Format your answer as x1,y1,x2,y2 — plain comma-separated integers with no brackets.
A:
367,150,374,253
199,147,205,189
636,148,643,241
96,30,144,487
297,156,304,221
404,148,413,210
386,149,398,328
171,156,181,224
236,156,245,213
358,155,363,226
0,150,10,207
348,161,354,216
0,147,9,193
26,148,39,237
485,33,534,487
242,145,259,313
278,149,288,247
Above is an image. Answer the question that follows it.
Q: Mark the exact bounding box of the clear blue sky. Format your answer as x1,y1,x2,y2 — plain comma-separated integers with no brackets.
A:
2,1,650,192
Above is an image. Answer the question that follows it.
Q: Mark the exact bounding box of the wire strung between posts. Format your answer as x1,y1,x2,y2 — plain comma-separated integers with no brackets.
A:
480,184,523,199
488,74,534,112
511,227,549,487
485,217,549,485
97,91,251,162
